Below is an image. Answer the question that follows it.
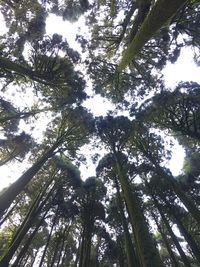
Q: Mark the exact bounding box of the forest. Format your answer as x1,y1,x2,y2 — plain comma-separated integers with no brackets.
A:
0,0,200,266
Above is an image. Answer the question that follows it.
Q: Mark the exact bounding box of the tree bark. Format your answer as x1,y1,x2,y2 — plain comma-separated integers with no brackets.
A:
11,208,48,267
0,182,55,267
38,206,59,267
114,176,140,267
154,163,200,225
114,153,163,267
0,141,59,217
164,199,200,264
49,237,60,267
151,211,180,267
151,194,192,267
118,0,188,70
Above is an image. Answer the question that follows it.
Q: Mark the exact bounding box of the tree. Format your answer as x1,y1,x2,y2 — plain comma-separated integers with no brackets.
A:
0,132,33,166
79,177,106,267
118,0,188,70
135,82,200,142
1,1,200,266
97,154,140,267
0,107,94,217
96,115,163,267
127,121,200,225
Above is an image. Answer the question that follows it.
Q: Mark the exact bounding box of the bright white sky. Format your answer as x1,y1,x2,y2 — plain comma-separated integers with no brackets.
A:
0,13,200,190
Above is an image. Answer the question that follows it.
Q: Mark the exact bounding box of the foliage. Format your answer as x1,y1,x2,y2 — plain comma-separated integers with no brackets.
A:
0,1,200,267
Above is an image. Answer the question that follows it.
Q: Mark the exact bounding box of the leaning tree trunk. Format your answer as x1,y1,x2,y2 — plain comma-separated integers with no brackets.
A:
118,0,188,70
0,182,55,267
164,199,200,264
148,157,200,225
0,199,19,227
11,208,49,267
38,205,59,267
151,193,192,267
0,141,60,217
151,211,180,267
114,153,164,267
0,56,54,86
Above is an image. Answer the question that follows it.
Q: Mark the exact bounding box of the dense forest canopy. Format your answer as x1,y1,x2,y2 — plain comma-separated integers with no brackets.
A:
0,0,200,266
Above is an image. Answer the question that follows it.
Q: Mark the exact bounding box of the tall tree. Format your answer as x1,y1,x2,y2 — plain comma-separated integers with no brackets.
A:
0,107,93,217
96,115,163,267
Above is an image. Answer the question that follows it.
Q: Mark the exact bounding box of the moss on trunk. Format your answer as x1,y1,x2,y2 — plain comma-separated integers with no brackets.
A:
118,0,188,71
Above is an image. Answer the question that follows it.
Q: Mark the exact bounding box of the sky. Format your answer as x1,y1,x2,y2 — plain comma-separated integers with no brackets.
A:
0,13,200,191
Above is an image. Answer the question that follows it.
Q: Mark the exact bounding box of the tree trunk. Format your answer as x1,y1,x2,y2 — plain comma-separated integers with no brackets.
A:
151,211,180,267
0,141,59,217
119,0,188,70
0,199,19,227
0,56,54,86
164,199,200,264
56,224,71,267
59,233,71,266
151,194,192,267
145,156,200,225
156,163,200,225
49,237,60,267
11,209,48,267
114,153,163,267
79,220,93,267
38,206,59,267
0,182,55,267
114,176,140,267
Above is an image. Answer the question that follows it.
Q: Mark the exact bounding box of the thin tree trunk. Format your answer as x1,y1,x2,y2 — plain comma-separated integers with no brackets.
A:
0,199,19,227
30,249,39,267
148,158,200,225
49,236,60,267
0,182,55,267
164,199,200,264
12,174,56,244
151,194,192,267
73,238,81,267
56,223,71,267
151,211,180,267
11,208,49,267
21,253,30,267
38,206,59,267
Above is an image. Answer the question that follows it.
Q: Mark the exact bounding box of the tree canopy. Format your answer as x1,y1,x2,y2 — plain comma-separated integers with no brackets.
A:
0,1,200,266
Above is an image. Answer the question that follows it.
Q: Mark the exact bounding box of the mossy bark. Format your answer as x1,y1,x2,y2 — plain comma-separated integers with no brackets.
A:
118,0,188,71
